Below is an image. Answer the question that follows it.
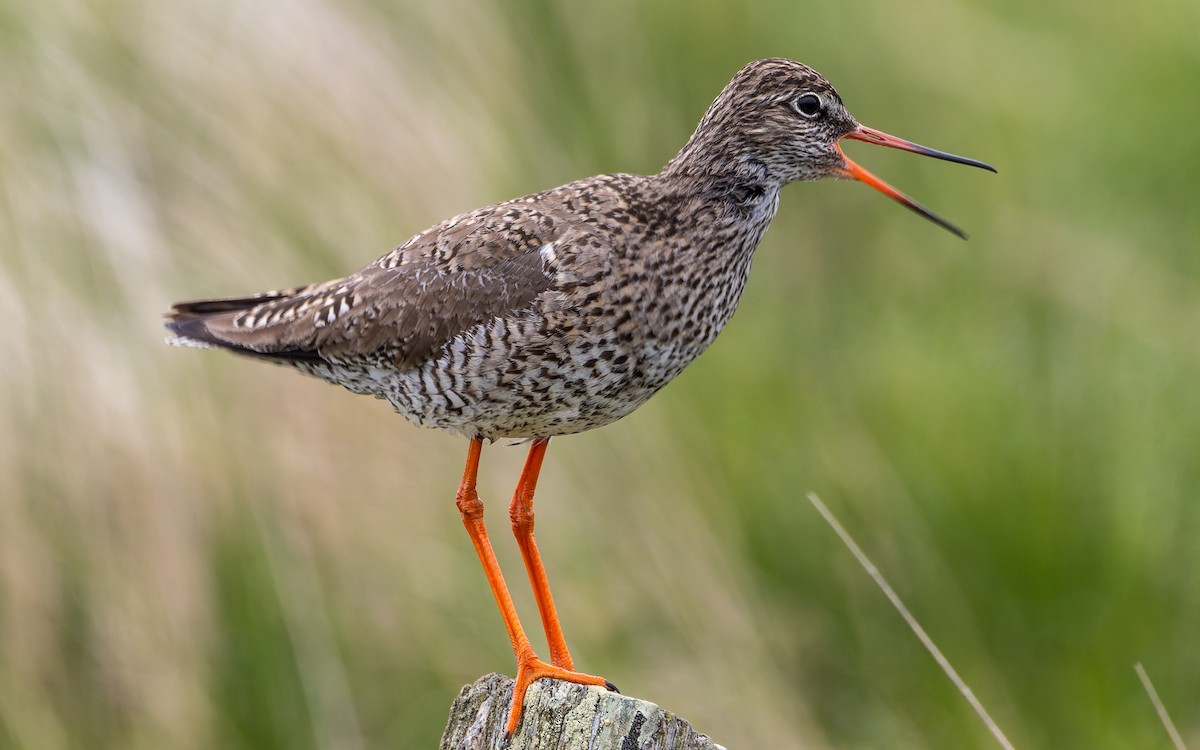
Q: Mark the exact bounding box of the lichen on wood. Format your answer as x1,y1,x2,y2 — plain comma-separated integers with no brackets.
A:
439,673,726,750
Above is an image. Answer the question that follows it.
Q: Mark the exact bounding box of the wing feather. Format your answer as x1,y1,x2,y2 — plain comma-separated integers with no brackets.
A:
165,200,573,369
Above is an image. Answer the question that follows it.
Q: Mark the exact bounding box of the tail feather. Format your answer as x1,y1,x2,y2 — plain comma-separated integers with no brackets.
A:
163,289,325,363
168,292,292,318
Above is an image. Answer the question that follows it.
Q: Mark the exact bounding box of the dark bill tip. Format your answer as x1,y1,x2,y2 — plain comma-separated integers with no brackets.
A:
845,125,997,173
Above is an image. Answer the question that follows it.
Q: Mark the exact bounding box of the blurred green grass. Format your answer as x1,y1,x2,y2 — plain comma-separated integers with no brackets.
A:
2,0,1198,747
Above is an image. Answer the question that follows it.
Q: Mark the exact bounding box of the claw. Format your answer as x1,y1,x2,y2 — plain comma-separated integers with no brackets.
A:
503,655,613,737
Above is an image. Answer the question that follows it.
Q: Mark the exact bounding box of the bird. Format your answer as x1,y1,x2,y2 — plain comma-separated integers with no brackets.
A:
165,58,994,738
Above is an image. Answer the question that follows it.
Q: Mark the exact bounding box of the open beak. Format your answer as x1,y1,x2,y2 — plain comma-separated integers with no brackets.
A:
837,125,996,240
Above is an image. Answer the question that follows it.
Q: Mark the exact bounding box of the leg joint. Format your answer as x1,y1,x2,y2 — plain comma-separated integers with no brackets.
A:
456,487,484,521
509,491,535,533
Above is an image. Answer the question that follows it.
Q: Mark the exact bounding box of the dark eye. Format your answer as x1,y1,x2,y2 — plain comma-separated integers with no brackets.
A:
793,93,823,118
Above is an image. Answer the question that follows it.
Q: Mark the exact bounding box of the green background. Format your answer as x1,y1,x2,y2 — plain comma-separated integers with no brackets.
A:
2,0,1197,747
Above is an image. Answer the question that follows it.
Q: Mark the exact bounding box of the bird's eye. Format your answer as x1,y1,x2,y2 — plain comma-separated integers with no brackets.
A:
793,93,823,118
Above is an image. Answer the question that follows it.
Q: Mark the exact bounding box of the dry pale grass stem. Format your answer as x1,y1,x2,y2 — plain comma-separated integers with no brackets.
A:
1134,663,1188,750
807,492,1016,750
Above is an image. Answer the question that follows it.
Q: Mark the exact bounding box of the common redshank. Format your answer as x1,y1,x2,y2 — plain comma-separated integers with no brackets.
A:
165,58,994,737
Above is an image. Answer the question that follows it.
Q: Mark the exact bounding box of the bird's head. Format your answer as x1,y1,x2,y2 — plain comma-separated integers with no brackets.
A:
668,58,996,238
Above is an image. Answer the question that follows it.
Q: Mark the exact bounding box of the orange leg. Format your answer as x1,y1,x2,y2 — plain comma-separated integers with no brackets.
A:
455,439,612,739
509,438,576,669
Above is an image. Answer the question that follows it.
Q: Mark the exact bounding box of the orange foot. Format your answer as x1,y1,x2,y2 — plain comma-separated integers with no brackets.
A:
504,649,617,739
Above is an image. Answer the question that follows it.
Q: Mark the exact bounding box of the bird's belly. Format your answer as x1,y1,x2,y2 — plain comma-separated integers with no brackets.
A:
325,313,707,440
394,352,667,441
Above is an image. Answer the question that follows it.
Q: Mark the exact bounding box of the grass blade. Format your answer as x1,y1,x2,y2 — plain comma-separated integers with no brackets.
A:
1134,662,1187,750
807,492,1016,750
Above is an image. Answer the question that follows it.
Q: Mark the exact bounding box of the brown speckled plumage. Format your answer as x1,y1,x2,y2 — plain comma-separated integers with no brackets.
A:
167,60,856,439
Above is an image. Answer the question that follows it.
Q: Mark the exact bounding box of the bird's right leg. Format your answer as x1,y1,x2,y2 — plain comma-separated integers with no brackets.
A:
456,439,539,669
454,439,609,739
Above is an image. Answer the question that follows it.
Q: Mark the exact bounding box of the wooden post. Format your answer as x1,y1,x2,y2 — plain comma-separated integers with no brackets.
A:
440,673,726,750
